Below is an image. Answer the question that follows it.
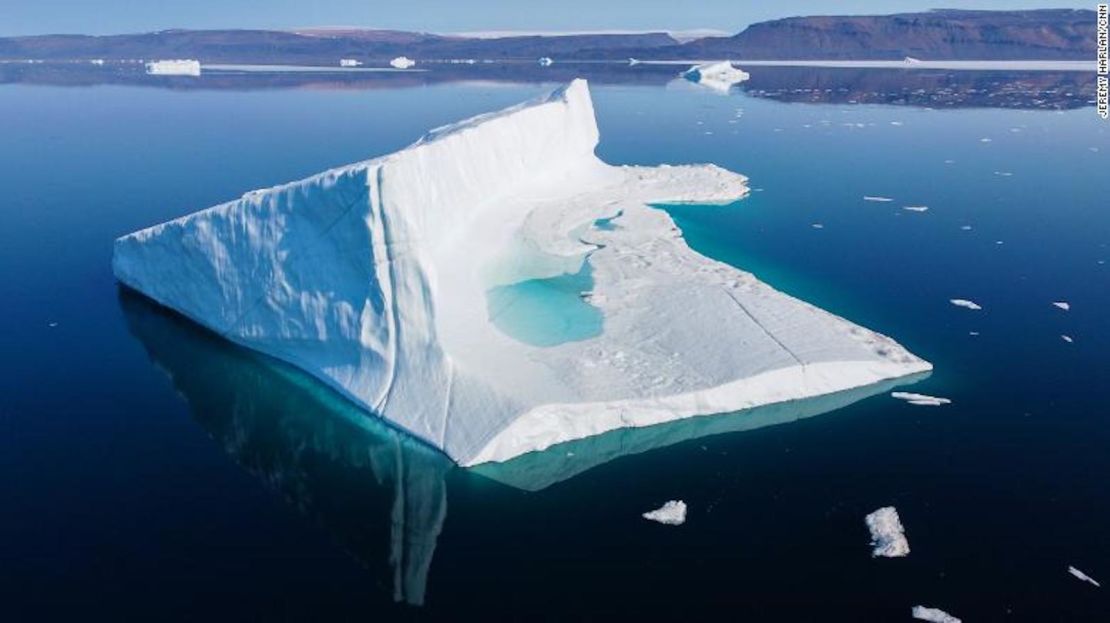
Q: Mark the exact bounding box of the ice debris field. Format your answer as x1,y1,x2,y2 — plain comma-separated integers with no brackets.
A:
112,79,931,466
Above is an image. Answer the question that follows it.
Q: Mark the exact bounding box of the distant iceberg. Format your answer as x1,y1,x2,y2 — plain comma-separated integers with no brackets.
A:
339,58,362,67
390,56,416,69
538,56,554,66
682,61,750,93
145,59,201,76
113,79,931,466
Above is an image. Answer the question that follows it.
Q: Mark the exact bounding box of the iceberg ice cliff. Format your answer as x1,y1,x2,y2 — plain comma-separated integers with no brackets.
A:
112,79,931,466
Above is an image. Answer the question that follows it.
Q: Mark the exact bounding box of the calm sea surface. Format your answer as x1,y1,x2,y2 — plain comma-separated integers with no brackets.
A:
1,65,1108,620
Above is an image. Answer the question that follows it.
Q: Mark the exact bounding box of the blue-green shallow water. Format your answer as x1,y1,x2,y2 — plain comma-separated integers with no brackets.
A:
1,73,1108,620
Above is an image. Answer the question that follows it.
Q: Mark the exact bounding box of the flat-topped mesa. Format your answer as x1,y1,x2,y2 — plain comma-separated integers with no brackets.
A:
114,79,931,466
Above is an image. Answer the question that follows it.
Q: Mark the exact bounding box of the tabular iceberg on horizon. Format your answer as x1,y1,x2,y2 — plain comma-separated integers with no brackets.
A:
112,79,931,466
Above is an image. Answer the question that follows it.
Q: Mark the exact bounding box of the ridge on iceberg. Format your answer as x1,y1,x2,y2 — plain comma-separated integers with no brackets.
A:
682,61,750,93
113,79,931,467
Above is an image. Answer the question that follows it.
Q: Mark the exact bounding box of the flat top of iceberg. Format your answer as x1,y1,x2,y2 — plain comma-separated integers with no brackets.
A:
113,79,930,467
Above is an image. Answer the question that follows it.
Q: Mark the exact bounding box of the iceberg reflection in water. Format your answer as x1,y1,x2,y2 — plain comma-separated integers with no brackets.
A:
119,289,450,606
119,287,927,605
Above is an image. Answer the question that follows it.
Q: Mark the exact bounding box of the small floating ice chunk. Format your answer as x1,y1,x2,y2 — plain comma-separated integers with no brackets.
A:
389,56,416,69
890,121,904,126
903,206,929,212
48,321,58,328
969,331,980,336
892,392,951,406
980,137,992,143
994,171,1013,177
537,56,554,66
339,58,362,67
1052,301,1070,311
1068,565,1100,587
912,606,962,623
960,225,973,231
643,500,687,526
811,223,824,229
145,59,201,76
950,299,982,310
865,506,909,557
1061,335,1074,343
681,61,750,93
863,196,894,202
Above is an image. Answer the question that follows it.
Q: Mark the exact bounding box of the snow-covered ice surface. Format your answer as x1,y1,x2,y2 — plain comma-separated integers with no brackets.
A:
113,79,931,467
682,62,750,93
892,391,951,406
912,606,962,623
865,506,910,557
1069,565,1100,587
390,56,416,69
643,500,687,525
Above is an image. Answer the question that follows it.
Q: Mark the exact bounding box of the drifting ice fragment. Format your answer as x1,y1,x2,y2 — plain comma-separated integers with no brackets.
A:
892,392,951,406
903,206,929,212
1068,565,1100,587
643,500,687,525
145,59,201,76
1062,335,1074,343
113,80,930,466
339,58,362,67
912,606,962,623
682,61,750,93
863,196,894,202
950,299,982,310
537,56,554,66
1052,301,1070,311
389,56,416,69
865,506,910,557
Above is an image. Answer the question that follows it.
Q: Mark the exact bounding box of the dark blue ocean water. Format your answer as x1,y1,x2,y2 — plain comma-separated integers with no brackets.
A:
1,68,1108,620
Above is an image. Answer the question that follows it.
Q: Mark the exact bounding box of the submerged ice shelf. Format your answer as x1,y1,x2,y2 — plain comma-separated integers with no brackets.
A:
113,79,931,466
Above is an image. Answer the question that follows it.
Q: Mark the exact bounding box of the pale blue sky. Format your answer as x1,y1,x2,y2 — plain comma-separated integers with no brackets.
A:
0,0,1089,36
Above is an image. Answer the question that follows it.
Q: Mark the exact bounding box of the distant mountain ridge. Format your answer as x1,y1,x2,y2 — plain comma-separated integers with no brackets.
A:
0,9,1096,63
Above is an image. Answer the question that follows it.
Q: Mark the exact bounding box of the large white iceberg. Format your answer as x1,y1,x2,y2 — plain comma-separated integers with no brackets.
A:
112,79,930,466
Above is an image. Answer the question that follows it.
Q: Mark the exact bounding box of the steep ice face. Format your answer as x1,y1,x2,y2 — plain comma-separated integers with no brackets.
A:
113,79,931,466
682,61,750,93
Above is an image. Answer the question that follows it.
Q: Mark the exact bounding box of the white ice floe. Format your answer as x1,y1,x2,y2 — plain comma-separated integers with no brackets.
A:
912,606,961,623
994,171,1013,177
643,500,687,525
1062,335,1074,343
864,196,894,202
960,225,973,231
339,58,362,67
1069,565,1100,587
980,138,992,143
145,59,201,76
903,206,929,212
892,391,951,406
1052,301,1070,311
389,56,416,69
681,61,750,93
950,299,982,311
890,121,904,126
537,56,554,66
113,80,931,466
865,506,910,557
811,223,824,229
90,59,105,65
